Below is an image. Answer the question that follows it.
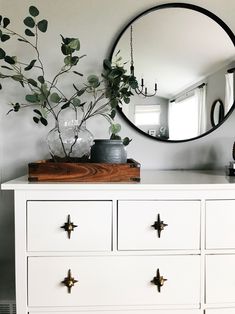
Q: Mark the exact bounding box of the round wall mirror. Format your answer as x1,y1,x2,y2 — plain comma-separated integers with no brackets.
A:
110,3,235,142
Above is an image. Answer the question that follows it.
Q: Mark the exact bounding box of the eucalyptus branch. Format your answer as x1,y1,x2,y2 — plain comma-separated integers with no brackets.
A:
34,24,45,77
45,80,67,99
1,5,138,161
48,65,72,94
4,26,34,49
17,61,42,70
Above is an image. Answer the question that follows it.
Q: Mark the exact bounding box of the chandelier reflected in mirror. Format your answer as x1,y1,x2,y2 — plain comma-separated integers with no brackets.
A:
130,25,158,97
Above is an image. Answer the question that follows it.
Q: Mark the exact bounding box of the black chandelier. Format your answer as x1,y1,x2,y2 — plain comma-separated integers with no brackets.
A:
130,25,157,97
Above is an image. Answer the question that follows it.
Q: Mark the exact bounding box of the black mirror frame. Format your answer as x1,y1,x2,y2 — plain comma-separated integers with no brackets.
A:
108,2,235,143
210,99,225,127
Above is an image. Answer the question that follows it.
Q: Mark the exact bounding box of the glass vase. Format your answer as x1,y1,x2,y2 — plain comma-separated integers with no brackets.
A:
47,120,94,162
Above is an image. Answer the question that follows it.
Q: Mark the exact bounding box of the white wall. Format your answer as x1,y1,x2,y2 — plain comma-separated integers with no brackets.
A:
0,0,234,299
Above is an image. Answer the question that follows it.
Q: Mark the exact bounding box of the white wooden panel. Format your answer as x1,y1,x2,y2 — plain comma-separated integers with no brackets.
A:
206,310,235,314
118,201,200,250
206,255,235,304
31,311,201,314
28,255,200,307
206,200,235,249
27,201,112,251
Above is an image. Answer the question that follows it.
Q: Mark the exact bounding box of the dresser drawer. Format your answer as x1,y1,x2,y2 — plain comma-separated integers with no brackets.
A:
27,201,112,251
206,255,235,304
118,201,200,250
28,255,200,307
206,200,235,249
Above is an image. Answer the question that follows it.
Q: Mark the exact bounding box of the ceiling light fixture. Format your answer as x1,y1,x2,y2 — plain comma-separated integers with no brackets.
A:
130,25,157,97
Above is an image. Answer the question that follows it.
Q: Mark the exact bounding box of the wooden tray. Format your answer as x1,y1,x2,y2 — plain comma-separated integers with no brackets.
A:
28,159,140,182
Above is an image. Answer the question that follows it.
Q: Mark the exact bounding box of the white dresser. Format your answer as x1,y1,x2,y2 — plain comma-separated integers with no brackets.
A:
3,170,235,314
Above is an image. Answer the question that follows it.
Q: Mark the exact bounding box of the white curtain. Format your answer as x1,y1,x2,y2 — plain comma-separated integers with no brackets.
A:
225,73,234,114
168,85,207,140
168,100,175,139
196,85,207,135
168,94,198,140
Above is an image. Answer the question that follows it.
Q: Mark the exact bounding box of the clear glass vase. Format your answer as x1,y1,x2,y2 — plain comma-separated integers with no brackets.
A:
47,120,94,162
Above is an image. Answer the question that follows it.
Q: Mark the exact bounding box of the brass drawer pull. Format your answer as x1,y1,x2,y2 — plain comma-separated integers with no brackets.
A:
62,269,78,293
61,214,77,239
151,268,167,292
151,214,168,238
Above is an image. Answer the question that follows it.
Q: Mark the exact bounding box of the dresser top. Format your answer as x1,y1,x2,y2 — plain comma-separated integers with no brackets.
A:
2,170,235,191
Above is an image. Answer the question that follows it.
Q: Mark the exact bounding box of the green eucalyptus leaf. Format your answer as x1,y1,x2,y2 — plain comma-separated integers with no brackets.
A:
18,38,28,43
50,92,61,103
29,6,39,17
64,56,71,66
87,74,100,88
61,44,71,55
0,16,2,25
26,94,39,103
0,30,2,37
61,102,70,110
1,34,10,42
19,80,24,87
0,48,6,59
103,59,112,71
37,19,48,33
72,98,81,107
110,98,118,108
71,56,79,65
25,29,35,37
73,84,79,92
110,133,121,140
123,97,130,104
76,88,86,96
0,83,2,90
73,71,83,76
109,68,123,78
109,123,121,135
12,75,23,81
13,103,20,112
68,38,80,51
7,103,20,114
109,109,116,120
4,56,15,64
60,34,67,44
40,117,48,126
41,83,49,97
24,16,35,28
33,109,42,116
1,65,13,70
38,93,45,101
33,116,39,123
28,78,38,87
3,17,10,28
37,76,45,84
128,76,138,89
24,59,37,71
122,137,132,146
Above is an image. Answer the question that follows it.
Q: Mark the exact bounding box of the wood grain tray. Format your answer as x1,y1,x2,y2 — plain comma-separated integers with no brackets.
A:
28,159,140,182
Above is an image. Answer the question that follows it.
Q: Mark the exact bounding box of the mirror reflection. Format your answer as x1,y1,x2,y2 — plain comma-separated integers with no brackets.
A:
210,99,225,127
112,5,235,141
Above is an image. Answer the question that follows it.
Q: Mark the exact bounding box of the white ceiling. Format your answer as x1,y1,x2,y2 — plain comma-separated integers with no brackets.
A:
113,7,235,99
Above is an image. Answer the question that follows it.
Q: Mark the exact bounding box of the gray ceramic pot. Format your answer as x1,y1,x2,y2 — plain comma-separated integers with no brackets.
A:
90,139,127,163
